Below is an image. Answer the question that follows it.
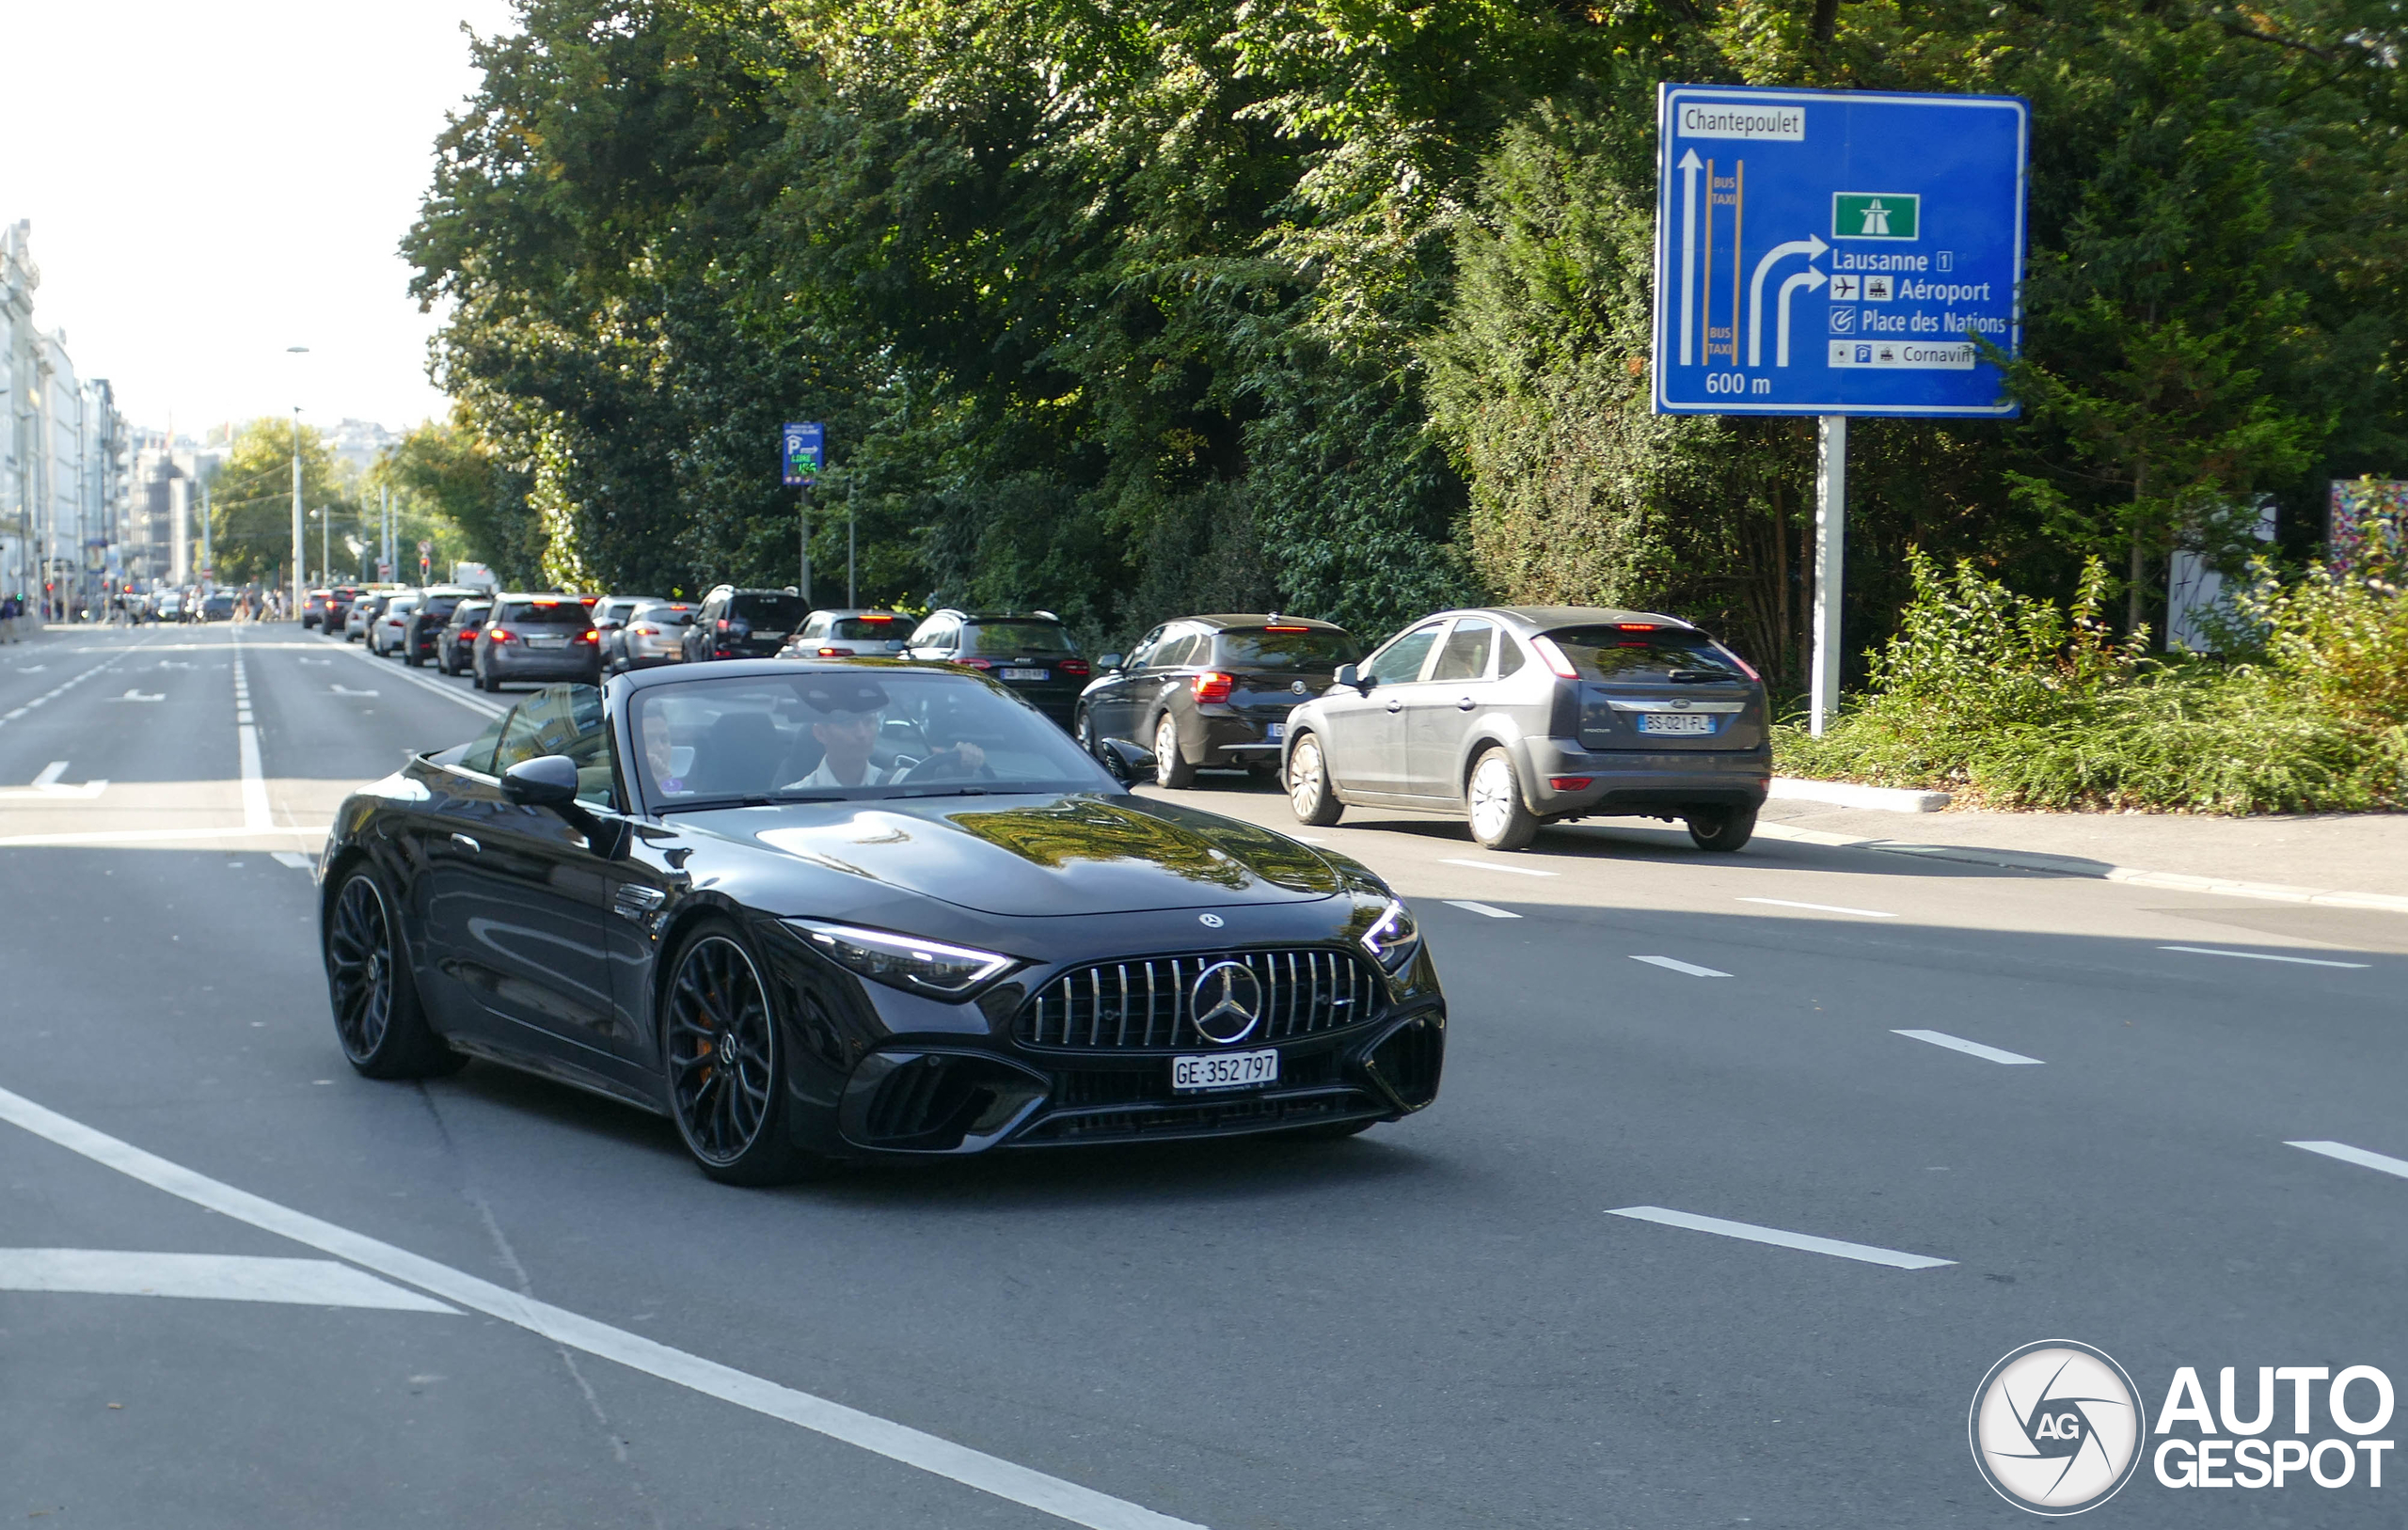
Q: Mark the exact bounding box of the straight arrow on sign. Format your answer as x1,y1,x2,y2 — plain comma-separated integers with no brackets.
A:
1678,150,1703,366
1747,234,1829,367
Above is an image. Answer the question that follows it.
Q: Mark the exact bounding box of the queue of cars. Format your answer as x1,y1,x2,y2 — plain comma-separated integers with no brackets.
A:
331,576,1771,854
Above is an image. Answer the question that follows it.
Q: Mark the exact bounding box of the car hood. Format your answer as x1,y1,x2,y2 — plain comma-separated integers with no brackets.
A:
681,792,1346,916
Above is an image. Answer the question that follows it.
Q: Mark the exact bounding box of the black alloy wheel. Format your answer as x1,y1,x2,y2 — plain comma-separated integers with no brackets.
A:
325,868,464,1079
663,923,809,1184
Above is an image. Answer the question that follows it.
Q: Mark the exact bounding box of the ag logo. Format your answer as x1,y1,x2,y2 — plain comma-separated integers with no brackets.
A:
1971,1341,2144,1515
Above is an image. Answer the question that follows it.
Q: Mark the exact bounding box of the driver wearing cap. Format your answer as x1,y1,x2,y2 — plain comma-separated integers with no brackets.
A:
785,675,984,789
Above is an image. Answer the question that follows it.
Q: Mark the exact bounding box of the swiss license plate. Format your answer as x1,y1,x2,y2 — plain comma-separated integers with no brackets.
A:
1001,668,1048,681
1639,712,1716,735
1172,1048,1279,1094
1267,722,1286,741
527,636,568,649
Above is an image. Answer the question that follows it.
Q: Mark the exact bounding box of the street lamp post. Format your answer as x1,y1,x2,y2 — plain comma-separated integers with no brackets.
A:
287,347,309,622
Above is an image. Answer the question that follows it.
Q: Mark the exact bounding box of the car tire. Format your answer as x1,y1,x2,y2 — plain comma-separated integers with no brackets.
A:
324,864,467,1080
1466,747,1540,851
1286,733,1344,827
1153,713,1196,789
661,919,817,1186
1073,705,1096,754
1686,804,1757,852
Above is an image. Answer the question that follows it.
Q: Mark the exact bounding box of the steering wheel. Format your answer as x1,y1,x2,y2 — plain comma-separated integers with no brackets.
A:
897,748,997,783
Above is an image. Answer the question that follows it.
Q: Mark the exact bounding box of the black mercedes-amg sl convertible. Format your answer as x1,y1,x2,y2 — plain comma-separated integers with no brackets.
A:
316,660,1445,1182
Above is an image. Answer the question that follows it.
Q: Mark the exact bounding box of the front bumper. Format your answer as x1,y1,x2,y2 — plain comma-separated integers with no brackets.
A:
1519,737,1771,816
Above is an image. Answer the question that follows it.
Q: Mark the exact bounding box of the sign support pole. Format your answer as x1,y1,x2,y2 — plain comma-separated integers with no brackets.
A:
1811,414,1846,737
847,478,857,608
799,487,812,602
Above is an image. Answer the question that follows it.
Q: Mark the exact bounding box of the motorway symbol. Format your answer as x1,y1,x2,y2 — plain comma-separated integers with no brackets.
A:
1653,84,2027,417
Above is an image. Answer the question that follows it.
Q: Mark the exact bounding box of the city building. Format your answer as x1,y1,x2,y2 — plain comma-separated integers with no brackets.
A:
1,220,129,617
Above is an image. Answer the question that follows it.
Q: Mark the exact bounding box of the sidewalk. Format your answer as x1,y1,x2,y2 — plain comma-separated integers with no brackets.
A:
1758,798,2408,907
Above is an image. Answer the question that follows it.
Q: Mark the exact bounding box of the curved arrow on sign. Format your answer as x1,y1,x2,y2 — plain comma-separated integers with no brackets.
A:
1776,266,1829,367
1748,234,1829,368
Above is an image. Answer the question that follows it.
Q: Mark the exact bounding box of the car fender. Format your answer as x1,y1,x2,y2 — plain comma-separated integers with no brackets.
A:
1453,714,1543,802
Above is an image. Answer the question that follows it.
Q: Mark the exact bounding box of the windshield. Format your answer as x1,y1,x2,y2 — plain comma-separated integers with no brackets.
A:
500,599,595,628
832,615,907,640
1541,625,1751,682
729,592,809,631
963,621,1076,656
1214,626,1355,670
631,669,1111,809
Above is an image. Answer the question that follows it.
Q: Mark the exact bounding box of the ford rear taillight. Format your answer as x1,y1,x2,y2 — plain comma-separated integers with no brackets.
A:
1530,636,1578,679
1192,670,1234,703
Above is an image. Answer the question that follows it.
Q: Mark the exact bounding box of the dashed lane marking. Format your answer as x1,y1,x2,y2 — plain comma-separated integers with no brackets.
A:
1442,901,1520,919
1606,1207,1954,1270
2160,945,2369,970
2287,1141,2408,1180
0,1083,1202,1530
1893,1029,2043,1065
1628,954,1730,978
1737,896,1896,919
271,852,315,871
0,1249,457,1312
1435,858,1558,877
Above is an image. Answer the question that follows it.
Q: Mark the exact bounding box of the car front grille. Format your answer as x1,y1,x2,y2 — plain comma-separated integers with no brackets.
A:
1017,948,1381,1050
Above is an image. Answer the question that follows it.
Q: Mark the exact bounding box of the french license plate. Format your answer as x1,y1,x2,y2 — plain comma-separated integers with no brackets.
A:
1172,1048,1279,1094
527,635,567,649
1639,712,1716,735
1001,668,1048,681
1266,722,1286,741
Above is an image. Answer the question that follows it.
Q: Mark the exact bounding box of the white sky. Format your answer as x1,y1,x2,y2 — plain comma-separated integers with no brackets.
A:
6,0,520,435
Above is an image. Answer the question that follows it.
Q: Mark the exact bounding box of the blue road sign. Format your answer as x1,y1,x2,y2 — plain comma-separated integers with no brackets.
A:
782,421,825,486
1652,85,2027,418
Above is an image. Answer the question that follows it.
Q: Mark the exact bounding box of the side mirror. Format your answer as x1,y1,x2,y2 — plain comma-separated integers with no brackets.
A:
1096,736,1157,787
1333,662,1368,692
1098,653,1124,672
501,754,581,810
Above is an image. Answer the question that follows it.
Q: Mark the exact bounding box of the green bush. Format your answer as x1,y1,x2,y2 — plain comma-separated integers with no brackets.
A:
1775,553,2408,814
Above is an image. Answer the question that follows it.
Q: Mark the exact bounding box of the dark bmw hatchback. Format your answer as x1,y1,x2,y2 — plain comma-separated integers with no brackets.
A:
685,587,812,662
905,609,1090,726
1077,615,1357,789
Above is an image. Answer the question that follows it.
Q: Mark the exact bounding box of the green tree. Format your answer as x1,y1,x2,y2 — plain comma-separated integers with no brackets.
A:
202,418,356,587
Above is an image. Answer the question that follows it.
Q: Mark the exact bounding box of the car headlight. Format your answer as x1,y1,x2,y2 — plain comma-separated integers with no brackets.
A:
1359,897,1421,972
785,920,1020,999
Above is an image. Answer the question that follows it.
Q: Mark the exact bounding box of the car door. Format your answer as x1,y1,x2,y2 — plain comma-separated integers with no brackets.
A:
1089,626,1161,744
1320,621,1443,799
420,685,626,1068
1133,627,1201,741
1403,618,1497,797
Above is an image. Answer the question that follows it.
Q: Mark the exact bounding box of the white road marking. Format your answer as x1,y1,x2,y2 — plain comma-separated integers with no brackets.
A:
1738,896,1896,919
298,657,330,665
1443,900,1520,919
1892,1029,2043,1065
330,684,379,698
113,689,165,702
345,640,505,718
2160,944,2368,970
233,637,274,830
1436,858,1558,877
13,664,43,671
2286,1140,2408,1180
1287,835,1327,844
0,1083,1203,1530
0,659,116,733
271,852,316,871
1606,1207,1954,1270
0,1249,458,1312
0,825,330,848
32,761,65,789
0,761,107,801
1629,954,1730,978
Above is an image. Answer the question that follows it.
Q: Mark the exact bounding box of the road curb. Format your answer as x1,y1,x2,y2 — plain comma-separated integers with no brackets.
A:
1751,822,2408,917
1767,776,1952,812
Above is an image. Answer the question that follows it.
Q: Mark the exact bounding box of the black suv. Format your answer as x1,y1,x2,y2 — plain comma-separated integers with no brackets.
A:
683,586,812,663
402,587,483,668
905,609,1090,725
1077,614,1357,787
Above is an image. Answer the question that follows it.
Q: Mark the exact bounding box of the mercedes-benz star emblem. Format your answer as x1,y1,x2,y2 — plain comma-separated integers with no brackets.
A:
1189,960,1264,1045
1197,913,1224,928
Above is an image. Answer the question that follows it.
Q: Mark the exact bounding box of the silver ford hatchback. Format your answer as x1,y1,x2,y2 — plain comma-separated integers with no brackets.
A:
1280,607,1772,851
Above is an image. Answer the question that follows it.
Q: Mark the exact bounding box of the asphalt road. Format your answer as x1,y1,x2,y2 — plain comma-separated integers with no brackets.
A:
4,622,2403,1527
